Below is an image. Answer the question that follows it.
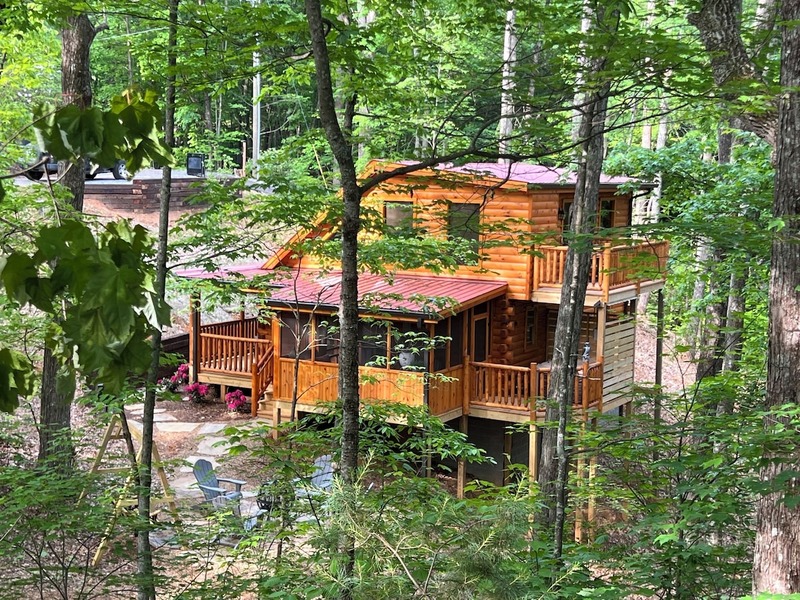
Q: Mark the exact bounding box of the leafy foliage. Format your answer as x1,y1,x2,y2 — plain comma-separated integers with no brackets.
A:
0,219,169,412
33,87,174,173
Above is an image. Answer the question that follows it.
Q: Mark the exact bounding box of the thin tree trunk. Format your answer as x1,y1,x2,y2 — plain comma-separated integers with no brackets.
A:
537,5,617,560
753,0,800,592
693,246,726,383
136,1,177,597
498,6,516,162
305,2,360,596
722,269,745,375
38,13,96,464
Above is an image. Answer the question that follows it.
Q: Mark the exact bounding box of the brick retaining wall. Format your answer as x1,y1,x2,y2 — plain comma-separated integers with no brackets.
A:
84,177,217,212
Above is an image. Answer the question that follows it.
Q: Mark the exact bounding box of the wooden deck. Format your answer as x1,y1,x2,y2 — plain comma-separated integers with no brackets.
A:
193,318,273,416
192,319,606,423
531,240,668,304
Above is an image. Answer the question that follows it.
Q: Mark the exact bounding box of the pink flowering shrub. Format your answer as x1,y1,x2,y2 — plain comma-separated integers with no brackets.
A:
225,389,249,413
185,382,210,403
164,363,190,392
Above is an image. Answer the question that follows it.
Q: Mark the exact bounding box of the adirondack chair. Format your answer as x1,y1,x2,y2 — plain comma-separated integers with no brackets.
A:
193,459,246,506
256,455,335,516
295,454,335,502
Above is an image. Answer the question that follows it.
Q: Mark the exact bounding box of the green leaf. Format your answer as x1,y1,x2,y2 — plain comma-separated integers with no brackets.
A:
0,348,35,413
0,253,37,307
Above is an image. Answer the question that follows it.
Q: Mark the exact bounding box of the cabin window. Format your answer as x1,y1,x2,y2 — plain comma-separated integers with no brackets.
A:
433,319,448,372
390,321,429,371
280,312,312,360
385,202,414,233
599,199,615,230
473,313,489,363
314,316,340,363
525,307,537,350
447,203,480,264
358,321,388,367
560,199,573,233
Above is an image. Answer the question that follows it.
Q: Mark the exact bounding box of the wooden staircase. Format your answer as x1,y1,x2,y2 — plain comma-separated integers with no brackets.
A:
256,383,275,420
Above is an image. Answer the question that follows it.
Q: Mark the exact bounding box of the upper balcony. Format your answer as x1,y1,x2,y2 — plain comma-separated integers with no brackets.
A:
530,240,668,305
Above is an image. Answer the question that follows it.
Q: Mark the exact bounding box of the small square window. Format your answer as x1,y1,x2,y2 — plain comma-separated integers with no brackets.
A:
385,202,414,233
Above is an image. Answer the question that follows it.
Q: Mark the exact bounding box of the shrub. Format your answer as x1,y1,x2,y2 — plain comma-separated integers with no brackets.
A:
185,382,210,403
164,363,190,392
225,389,249,412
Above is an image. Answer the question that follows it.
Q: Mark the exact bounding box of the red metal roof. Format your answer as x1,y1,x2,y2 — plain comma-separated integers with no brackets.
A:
391,160,649,188
447,162,646,187
177,264,507,317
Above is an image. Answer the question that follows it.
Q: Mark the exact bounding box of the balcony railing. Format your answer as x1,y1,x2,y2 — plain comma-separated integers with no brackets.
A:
470,359,604,416
196,317,270,375
531,240,668,300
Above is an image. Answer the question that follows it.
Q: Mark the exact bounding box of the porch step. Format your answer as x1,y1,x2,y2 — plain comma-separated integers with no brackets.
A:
256,384,274,420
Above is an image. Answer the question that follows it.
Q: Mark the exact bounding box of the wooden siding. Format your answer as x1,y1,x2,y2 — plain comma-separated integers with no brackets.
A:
428,365,466,415
276,178,656,306
365,177,535,299
546,310,599,361
275,358,425,407
602,316,636,402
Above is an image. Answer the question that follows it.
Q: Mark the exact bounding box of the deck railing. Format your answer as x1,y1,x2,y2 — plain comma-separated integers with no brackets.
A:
199,317,259,339
470,359,603,415
532,241,668,299
250,345,275,416
274,358,425,406
198,333,272,374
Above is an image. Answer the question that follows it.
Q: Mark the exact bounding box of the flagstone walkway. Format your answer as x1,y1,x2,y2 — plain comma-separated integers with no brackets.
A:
124,403,261,501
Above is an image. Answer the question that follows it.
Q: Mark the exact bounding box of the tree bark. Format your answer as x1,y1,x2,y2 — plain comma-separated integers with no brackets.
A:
722,269,745,374
688,0,777,145
498,6,516,162
38,13,96,463
537,6,616,559
305,2,360,596
753,0,800,592
135,1,178,597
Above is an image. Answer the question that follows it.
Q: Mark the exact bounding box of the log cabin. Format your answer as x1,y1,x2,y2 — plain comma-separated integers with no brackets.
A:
179,161,667,489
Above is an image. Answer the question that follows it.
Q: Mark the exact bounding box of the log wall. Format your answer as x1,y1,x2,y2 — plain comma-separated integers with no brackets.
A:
365,177,536,299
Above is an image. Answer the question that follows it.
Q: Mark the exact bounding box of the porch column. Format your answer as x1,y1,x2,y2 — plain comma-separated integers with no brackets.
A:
456,415,468,499
189,292,201,383
529,362,539,486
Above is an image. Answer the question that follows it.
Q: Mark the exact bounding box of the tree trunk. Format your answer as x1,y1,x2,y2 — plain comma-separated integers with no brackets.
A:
37,349,73,464
694,130,733,384
305,2,360,596
498,6,516,162
688,0,776,144
753,1,800,592
537,6,616,558
722,269,745,374
136,1,177,597
38,13,96,463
